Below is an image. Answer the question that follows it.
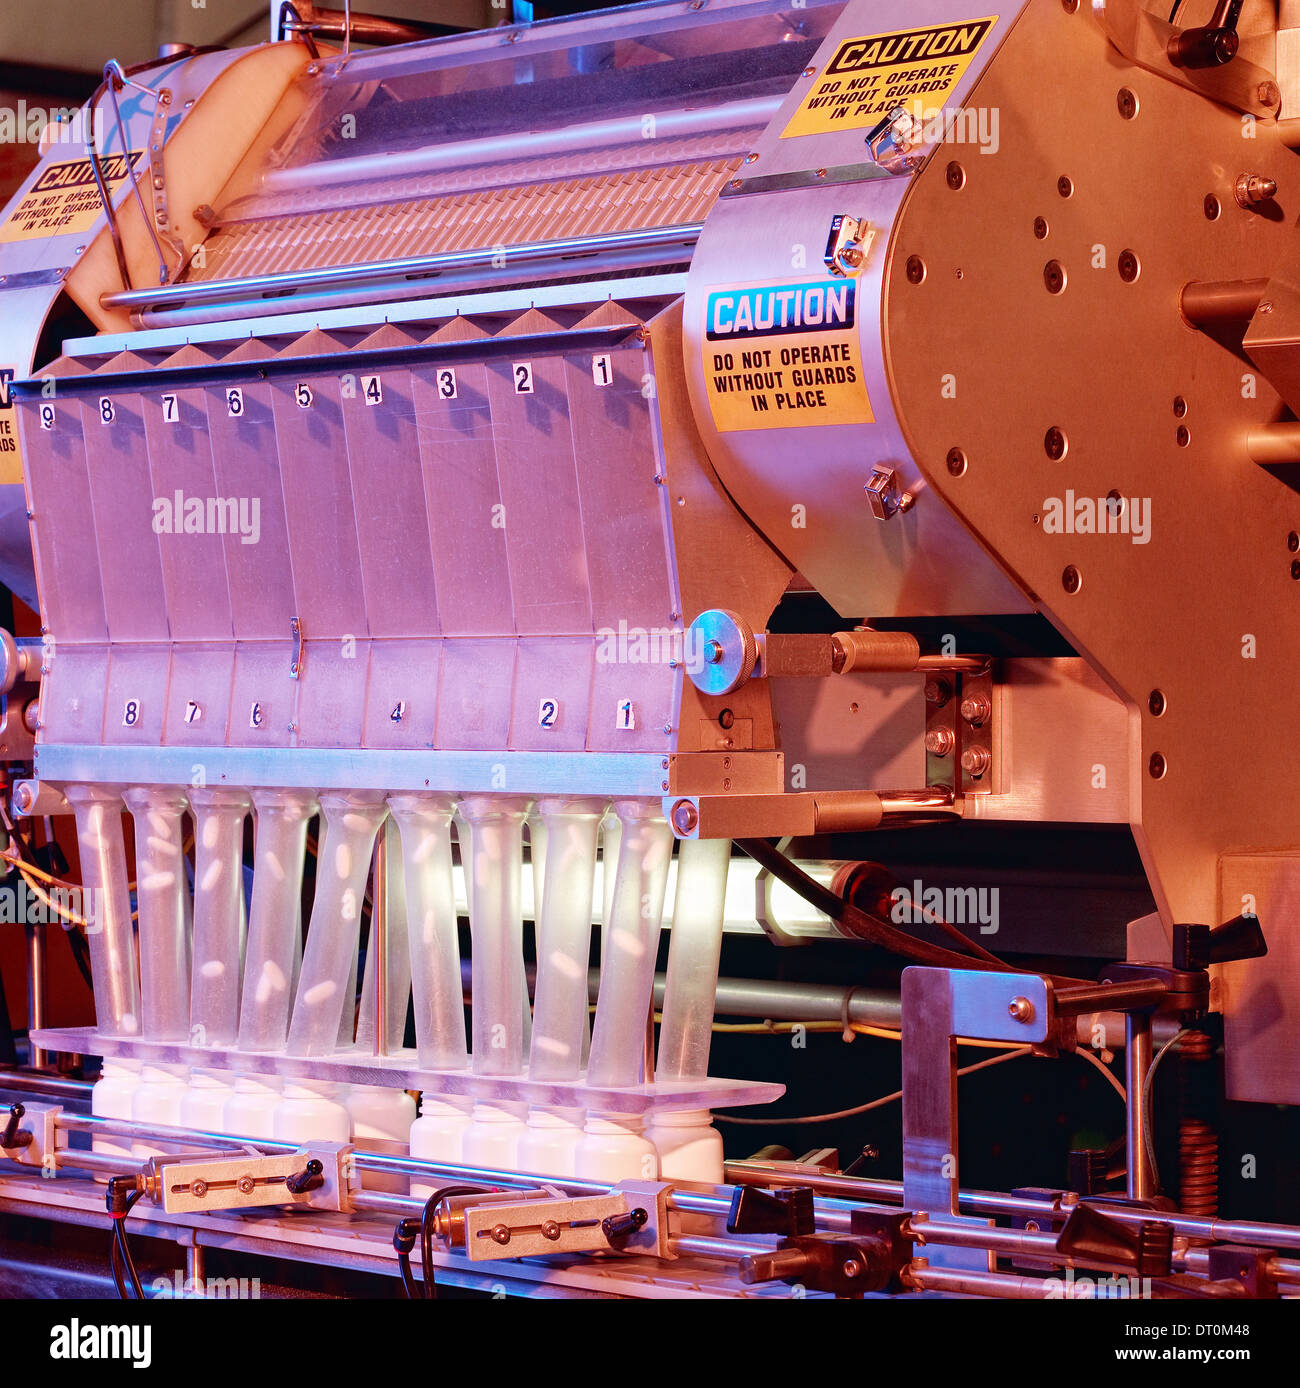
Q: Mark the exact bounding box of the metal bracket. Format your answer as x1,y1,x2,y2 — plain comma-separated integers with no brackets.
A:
290,615,303,679
152,1141,353,1214
923,664,997,794
901,968,1053,1270
0,1101,59,1170
147,88,187,277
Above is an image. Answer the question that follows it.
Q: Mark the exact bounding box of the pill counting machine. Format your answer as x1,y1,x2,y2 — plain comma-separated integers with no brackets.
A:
0,0,1299,1298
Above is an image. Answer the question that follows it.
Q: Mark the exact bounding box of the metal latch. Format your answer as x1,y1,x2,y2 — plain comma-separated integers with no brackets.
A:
866,104,923,174
824,214,875,277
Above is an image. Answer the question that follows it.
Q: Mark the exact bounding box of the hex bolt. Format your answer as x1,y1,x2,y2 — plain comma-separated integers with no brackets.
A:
1235,173,1277,208
238,1175,256,1195
924,728,955,757
960,746,990,777
960,693,991,726
491,1224,512,1245
924,677,951,706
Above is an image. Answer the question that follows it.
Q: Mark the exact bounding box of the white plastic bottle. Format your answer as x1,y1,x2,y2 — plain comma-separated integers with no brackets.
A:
516,1106,586,1179
344,1086,416,1193
130,1062,190,1158
91,1059,141,1179
272,1079,352,1144
409,1096,473,1199
573,1113,659,1183
223,1074,283,1141
646,1109,724,1185
461,1100,527,1172
180,1069,237,1135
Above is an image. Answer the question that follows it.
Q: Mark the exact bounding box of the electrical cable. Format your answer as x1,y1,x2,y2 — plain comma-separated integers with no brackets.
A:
735,838,1087,987
394,1184,496,1299
106,1178,146,1299
714,1045,1034,1126
1141,1026,1193,1193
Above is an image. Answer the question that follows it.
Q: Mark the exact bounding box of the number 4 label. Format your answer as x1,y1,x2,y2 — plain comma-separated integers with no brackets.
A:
361,375,383,406
616,699,636,731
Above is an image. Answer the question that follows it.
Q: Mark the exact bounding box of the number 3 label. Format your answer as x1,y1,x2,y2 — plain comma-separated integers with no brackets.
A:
436,368,457,400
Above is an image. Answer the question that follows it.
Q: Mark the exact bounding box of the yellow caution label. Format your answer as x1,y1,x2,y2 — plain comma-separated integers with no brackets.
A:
0,151,143,244
782,17,998,138
0,369,24,485
702,279,872,433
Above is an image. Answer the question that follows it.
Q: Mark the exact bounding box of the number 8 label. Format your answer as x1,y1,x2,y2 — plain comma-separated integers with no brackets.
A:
123,699,141,728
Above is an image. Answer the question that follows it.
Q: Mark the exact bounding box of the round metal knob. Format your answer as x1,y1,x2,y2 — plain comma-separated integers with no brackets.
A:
685,609,757,696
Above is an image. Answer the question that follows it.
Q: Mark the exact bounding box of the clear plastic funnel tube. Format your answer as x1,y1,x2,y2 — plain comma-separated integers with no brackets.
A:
459,796,528,1077
121,788,191,1042
286,793,388,1057
528,798,604,1083
656,837,731,1082
586,800,674,1090
66,786,140,1037
188,788,251,1049
357,819,411,1054
238,789,317,1053
387,794,467,1071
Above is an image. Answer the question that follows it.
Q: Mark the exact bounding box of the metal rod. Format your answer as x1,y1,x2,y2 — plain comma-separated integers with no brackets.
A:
25,920,48,1069
1126,1011,1154,1200
56,1111,297,1152
906,1267,1055,1298
1180,277,1268,326
374,831,387,1059
1247,422,1300,465
101,225,705,311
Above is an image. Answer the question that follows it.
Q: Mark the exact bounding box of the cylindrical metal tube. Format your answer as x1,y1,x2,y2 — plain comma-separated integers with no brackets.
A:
65,787,140,1037
1180,277,1268,326
1126,1012,1155,1200
1247,422,1300,465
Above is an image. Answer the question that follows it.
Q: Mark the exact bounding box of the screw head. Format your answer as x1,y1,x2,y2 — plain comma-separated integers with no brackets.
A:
1148,689,1166,716
1177,425,1191,447
1008,996,1035,1023
946,447,967,477
1044,260,1066,294
924,677,951,706
1033,216,1049,239
960,745,990,777
1204,194,1221,221
906,255,926,285
1149,752,1167,779
192,1179,209,1199
1057,175,1073,198
1117,88,1137,119
924,728,955,757
946,161,965,190
841,1258,862,1279
490,1223,512,1245
1118,249,1139,282
1044,427,1067,460
1062,565,1082,594
238,1175,256,1195
541,1220,561,1241
1288,531,1299,552
671,800,699,835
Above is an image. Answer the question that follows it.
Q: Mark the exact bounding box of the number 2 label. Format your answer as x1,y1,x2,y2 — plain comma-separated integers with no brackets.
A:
513,362,534,394
538,698,558,728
